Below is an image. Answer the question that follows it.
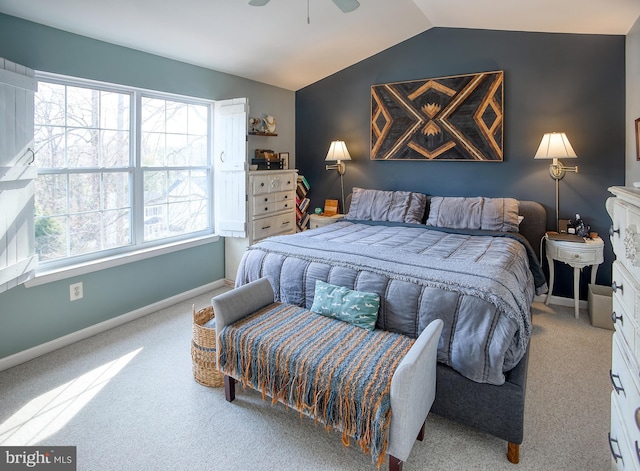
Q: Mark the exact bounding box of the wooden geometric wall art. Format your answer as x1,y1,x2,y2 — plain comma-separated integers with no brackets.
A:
370,71,504,161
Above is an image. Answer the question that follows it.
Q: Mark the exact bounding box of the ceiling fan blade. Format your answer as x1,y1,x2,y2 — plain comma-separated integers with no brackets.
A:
332,0,360,13
248,0,270,6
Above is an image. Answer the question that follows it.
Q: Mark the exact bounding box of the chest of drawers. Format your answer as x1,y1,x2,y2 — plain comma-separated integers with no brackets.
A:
607,186,640,470
225,170,297,283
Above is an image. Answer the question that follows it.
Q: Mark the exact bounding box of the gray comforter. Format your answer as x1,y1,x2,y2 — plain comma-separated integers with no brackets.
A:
235,221,540,385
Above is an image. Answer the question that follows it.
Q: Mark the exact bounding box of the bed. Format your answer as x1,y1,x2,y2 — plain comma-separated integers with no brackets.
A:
233,188,547,463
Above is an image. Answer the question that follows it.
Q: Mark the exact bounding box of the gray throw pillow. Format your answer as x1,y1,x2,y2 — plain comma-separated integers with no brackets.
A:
346,187,427,224
426,196,520,232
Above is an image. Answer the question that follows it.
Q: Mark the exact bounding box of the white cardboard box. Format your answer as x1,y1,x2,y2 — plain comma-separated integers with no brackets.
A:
588,284,613,330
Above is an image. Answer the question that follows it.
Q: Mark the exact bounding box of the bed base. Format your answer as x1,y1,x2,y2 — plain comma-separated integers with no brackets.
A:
431,345,530,464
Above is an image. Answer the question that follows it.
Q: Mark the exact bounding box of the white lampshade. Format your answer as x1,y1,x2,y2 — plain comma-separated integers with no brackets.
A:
325,140,352,162
534,132,577,160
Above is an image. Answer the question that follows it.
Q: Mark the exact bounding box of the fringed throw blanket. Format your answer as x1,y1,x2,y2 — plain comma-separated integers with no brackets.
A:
218,302,415,466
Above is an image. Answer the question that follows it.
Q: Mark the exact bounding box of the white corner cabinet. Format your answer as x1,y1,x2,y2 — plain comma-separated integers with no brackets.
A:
606,186,640,470
225,169,298,282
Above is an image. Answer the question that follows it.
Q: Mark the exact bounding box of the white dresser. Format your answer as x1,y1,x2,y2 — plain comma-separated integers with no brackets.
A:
225,169,297,282
607,186,640,470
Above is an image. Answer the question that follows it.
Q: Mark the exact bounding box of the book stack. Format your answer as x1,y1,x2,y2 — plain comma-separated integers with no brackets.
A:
296,175,310,231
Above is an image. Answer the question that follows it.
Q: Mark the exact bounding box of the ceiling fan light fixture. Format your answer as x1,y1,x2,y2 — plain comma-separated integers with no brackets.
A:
248,0,360,13
333,0,360,13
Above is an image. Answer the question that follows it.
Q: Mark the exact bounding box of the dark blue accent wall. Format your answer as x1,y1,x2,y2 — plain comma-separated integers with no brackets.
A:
295,27,625,299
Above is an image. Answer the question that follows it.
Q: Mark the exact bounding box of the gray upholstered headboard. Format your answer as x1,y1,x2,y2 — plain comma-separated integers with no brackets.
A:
343,194,546,260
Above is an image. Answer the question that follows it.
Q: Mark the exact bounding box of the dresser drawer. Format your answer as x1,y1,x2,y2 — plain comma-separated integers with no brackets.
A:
614,294,637,355
612,333,640,442
273,212,295,234
252,213,295,241
252,216,277,240
275,198,294,212
251,174,271,195
613,261,638,323
253,201,275,216
609,198,628,264
611,391,640,470
274,190,295,204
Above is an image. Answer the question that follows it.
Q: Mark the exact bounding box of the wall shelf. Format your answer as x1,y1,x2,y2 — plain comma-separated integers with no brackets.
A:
249,131,278,136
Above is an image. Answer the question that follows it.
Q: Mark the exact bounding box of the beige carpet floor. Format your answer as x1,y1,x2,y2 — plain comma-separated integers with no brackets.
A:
0,290,613,470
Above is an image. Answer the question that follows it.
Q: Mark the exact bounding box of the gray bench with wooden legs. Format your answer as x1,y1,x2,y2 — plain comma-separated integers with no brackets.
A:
212,278,444,471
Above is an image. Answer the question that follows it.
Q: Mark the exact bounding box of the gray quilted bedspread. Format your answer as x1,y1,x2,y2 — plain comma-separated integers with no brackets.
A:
235,221,538,385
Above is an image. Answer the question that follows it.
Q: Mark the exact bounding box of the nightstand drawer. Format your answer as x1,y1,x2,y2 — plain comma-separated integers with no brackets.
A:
546,241,601,265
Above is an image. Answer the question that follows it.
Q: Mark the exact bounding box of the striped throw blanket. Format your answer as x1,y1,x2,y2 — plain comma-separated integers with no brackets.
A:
218,302,415,465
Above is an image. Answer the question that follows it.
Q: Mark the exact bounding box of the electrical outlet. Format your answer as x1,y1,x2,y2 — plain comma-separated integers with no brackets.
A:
70,282,83,301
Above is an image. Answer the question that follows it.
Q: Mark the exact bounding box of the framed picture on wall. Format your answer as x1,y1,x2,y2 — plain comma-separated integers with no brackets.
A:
279,152,289,169
636,118,640,161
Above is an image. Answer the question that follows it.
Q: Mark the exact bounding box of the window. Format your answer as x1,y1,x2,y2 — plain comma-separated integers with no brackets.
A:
33,74,213,269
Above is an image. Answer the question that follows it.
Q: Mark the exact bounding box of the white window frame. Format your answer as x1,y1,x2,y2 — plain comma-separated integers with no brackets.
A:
26,72,220,287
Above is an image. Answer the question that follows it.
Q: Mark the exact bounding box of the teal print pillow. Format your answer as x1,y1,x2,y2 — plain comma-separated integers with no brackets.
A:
310,280,380,330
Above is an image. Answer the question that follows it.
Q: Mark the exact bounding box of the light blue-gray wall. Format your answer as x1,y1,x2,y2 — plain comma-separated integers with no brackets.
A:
0,13,295,358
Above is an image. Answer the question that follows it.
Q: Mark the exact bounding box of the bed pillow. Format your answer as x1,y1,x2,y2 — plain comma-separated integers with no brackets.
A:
310,280,380,330
346,187,427,224
426,196,520,232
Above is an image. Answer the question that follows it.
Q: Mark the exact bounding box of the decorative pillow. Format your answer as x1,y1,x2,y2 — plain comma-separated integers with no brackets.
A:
426,196,520,232
310,280,380,330
346,187,427,224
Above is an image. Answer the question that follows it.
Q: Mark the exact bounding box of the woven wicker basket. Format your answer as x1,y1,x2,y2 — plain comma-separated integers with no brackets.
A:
191,304,224,388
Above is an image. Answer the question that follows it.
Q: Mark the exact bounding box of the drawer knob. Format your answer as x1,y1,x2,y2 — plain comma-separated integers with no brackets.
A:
610,226,620,236
612,281,624,294
612,311,624,326
264,207,269,212
260,182,265,186
264,197,268,202
262,225,271,230
609,433,623,463
610,370,625,394
574,254,580,259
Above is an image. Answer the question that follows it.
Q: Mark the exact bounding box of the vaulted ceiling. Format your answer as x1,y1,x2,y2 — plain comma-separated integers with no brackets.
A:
1,0,638,91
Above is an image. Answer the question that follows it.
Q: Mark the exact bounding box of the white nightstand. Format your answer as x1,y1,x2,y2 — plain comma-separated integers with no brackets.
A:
544,235,605,319
309,213,345,229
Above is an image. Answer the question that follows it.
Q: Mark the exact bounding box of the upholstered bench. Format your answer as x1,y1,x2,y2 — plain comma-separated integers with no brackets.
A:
212,278,443,471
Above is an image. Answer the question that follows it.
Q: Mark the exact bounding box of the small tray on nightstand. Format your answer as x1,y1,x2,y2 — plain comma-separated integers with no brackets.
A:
546,232,585,243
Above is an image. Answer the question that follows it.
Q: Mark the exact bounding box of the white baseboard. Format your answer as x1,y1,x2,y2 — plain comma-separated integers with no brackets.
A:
0,279,226,373
534,294,587,309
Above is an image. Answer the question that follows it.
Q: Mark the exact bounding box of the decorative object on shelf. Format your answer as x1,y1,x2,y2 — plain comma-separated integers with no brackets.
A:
252,149,283,170
249,117,262,133
325,140,352,213
264,115,276,134
279,152,289,170
534,132,578,232
296,175,311,231
370,70,504,161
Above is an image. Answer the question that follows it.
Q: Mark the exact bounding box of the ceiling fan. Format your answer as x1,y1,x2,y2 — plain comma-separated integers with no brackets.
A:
248,0,360,14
